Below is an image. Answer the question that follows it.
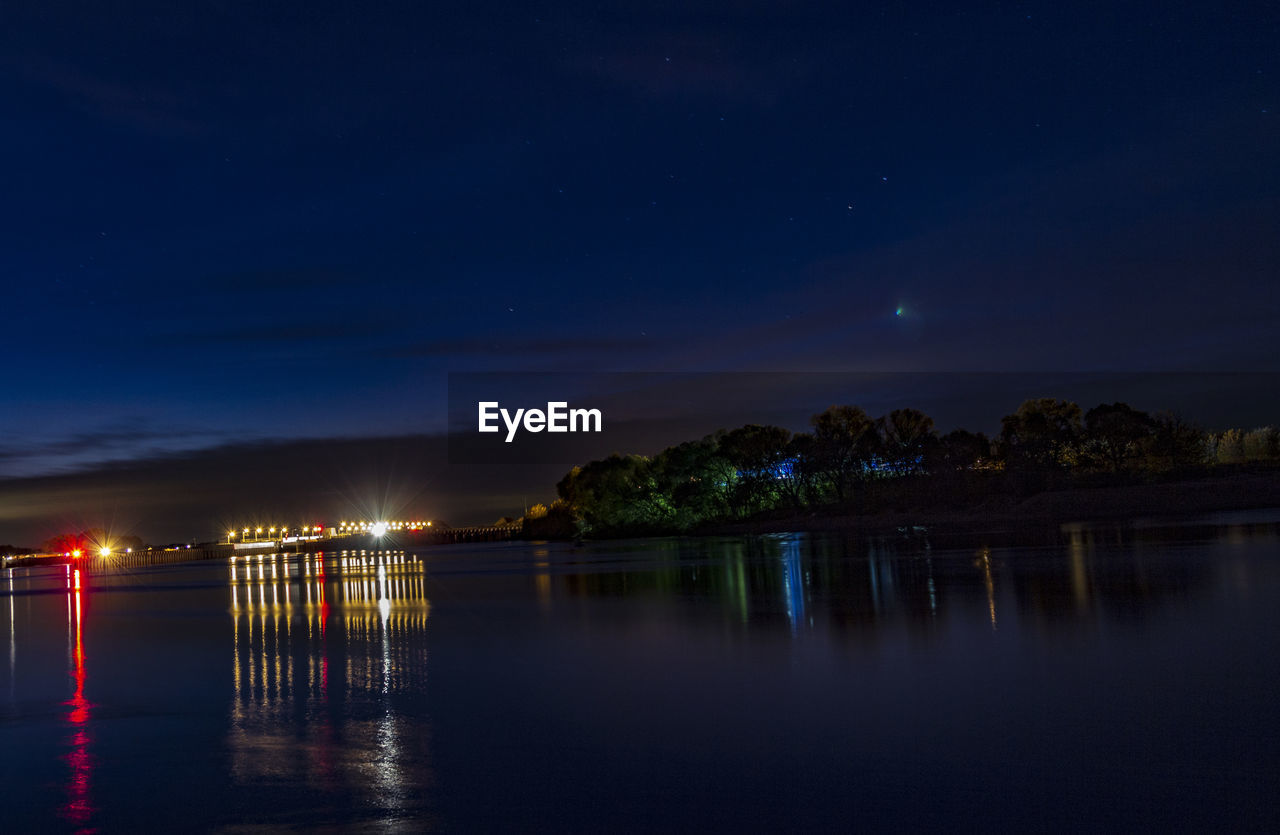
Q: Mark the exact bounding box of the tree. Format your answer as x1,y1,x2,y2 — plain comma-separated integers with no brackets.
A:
1214,429,1246,465
522,499,578,539
42,532,89,555
717,424,792,515
1243,427,1280,461
1082,402,1154,474
999,398,1083,475
1146,412,1207,473
876,408,937,474
809,404,878,502
557,454,659,533
785,432,821,507
937,429,992,471
648,435,735,527
41,529,143,555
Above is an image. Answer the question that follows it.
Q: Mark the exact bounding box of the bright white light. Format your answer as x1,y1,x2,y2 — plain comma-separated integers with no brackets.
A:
99,547,111,557
371,522,389,537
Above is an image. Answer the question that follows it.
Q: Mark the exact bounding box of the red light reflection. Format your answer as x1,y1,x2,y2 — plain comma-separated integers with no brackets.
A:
62,586,94,828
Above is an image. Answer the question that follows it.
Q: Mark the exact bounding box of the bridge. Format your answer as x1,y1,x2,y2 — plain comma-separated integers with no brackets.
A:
432,523,523,544
274,524,523,549
4,524,525,571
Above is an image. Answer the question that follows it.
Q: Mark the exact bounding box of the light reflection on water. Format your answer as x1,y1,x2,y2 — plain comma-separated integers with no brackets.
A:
0,512,1278,831
227,550,432,825
63,574,92,829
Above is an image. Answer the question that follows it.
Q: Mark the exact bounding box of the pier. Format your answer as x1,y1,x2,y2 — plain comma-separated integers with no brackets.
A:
4,523,524,571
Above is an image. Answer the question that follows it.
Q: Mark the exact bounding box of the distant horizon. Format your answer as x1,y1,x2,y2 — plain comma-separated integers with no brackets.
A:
3,371,1277,547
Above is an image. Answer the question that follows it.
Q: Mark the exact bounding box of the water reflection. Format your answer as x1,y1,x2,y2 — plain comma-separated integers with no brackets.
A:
546,515,1271,641
780,538,806,635
64,568,93,829
8,568,14,704
1,512,1277,830
979,547,997,629
228,550,432,825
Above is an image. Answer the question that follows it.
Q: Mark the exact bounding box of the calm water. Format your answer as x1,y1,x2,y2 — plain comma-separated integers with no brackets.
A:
3,512,1280,832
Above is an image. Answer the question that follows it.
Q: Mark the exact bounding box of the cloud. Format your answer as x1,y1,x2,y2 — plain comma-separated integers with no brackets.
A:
0,420,235,475
0,434,451,546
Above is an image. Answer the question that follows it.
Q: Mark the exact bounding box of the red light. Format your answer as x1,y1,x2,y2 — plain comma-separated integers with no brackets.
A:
74,569,81,591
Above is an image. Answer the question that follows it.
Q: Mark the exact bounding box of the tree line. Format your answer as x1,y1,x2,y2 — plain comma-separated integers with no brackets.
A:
525,399,1279,537
39,529,145,556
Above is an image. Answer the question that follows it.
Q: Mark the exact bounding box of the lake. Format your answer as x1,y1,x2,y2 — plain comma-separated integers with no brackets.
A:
3,510,1279,831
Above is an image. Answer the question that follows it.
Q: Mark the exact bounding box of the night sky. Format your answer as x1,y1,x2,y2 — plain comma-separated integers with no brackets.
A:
1,1,1276,542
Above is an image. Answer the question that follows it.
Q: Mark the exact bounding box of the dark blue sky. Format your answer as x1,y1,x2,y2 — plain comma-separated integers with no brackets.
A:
0,1,1276,533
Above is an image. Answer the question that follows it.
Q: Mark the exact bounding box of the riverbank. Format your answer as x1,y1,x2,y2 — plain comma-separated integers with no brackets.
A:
696,470,1280,538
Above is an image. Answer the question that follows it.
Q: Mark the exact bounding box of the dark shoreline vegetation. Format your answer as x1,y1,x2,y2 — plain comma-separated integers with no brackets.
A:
523,399,1280,540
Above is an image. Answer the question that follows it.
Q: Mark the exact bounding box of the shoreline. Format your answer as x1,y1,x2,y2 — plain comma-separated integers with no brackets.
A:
692,470,1280,539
